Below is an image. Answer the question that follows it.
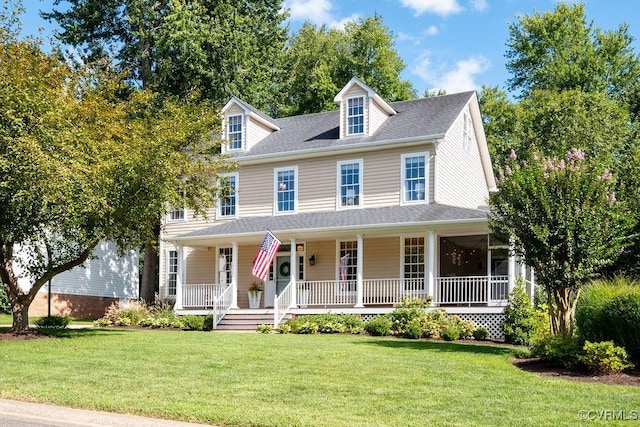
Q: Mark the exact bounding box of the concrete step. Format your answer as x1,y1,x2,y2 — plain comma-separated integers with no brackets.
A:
214,310,291,331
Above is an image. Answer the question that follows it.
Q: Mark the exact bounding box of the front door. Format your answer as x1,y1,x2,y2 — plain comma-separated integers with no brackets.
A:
275,255,291,295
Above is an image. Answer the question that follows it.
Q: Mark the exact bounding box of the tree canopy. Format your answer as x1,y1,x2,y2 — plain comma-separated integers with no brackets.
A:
0,29,229,332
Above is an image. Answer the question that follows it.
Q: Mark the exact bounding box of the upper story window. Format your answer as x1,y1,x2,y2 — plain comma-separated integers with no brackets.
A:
402,153,427,203
347,96,364,135
338,160,362,208
218,173,238,218
275,167,297,214
463,111,472,151
228,114,243,150
167,190,186,222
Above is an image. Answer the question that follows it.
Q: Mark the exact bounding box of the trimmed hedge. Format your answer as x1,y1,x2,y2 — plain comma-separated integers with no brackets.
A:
576,278,640,363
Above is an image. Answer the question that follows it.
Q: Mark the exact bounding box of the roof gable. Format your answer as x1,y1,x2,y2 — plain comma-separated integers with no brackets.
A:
334,76,396,116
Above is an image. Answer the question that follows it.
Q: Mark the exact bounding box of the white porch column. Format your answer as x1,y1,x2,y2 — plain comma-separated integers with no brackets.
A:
426,230,436,303
355,234,364,308
290,238,297,307
175,245,185,310
529,267,536,303
230,241,239,309
507,239,516,294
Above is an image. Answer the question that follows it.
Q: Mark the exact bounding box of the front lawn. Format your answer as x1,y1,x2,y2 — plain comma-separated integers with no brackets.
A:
1,329,639,426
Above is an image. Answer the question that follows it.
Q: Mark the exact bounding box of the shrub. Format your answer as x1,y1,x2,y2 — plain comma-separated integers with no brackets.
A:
257,324,273,333
203,315,214,331
0,286,10,314
277,322,292,334
580,341,634,375
501,280,546,346
403,318,423,339
102,300,151,327
182,315,206,331
530,332,583,368
94,317,112,327
449,315,474,339
34,315,70,329
576,277,640,363
389,296,431,335
364,315,392,336
282,313,364,334
441,325,460,341
473,327,490,341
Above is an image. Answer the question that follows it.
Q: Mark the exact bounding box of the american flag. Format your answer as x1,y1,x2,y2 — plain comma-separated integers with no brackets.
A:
252,231,281,281
339,253,350,281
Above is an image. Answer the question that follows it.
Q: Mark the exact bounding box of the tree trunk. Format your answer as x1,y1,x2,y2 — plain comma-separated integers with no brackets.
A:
551,288,577,336
140,241,159,303
11,297,31,333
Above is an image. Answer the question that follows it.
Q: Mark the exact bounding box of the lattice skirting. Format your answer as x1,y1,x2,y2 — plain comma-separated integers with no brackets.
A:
454,313,505,340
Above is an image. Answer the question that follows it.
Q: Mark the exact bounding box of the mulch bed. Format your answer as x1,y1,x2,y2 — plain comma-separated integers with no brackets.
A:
0,331,53,341
513,357,640,386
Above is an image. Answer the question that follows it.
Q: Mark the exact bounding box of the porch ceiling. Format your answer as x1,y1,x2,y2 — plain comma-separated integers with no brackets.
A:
170,203,489,246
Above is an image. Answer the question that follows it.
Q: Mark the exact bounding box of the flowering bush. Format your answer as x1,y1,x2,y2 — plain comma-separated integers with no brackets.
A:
490,148,634,335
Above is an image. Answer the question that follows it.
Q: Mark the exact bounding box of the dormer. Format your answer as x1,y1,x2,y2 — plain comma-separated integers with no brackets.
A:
221,97,280,153
334,77,397,139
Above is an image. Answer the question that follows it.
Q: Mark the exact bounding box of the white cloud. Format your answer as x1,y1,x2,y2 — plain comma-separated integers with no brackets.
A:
425,25,439,36
411,52,491,93
284,0,334,26
284,0,358,29
399,0,463,17
470,0,489,12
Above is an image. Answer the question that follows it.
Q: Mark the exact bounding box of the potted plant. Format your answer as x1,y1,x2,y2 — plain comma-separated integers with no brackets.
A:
247,282,263,309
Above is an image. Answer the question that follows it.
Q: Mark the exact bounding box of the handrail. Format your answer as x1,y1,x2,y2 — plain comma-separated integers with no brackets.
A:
273,280,295,327
211,284,233,329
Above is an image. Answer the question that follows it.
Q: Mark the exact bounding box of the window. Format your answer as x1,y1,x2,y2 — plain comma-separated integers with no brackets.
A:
167,190,186,222
218,173,238,218
228,115,243,150
338,160,362,208
402,153,427,203
275,167,297,213
403,237,425,292
218,247,233,285
462,112,472,151
338,241,357,292
347,96,364,135
167,250,178,297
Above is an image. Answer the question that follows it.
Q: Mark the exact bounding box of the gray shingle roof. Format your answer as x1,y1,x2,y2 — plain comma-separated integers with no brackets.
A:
174,204,488,241
231,91,475,158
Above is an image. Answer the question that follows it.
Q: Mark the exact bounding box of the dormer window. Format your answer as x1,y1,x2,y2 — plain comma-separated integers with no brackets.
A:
228,114,243,150
347,96,365,135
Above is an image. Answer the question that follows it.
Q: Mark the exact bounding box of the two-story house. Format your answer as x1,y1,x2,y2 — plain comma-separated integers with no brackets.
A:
160,77,534,337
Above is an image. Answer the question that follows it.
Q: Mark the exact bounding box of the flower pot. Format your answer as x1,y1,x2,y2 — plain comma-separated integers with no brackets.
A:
248,290,262,309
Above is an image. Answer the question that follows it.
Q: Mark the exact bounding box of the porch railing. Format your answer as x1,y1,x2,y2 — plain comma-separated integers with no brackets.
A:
211,284,233,329
298,281,357,306
182,283,226,308
436,276,509,305
274,280,295,327
363,278,427,304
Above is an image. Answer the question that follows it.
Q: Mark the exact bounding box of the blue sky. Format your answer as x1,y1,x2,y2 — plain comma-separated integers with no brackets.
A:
19,0,640,96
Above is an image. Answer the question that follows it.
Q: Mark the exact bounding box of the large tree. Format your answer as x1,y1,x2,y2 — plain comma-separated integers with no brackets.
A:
0,29,228,332
490,148,635,335
277,15,416,117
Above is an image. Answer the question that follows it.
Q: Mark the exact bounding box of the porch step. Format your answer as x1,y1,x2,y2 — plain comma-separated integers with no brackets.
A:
215,310,291,331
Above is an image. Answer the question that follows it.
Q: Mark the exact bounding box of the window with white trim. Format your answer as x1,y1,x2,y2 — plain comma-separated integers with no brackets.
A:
167,250,178,296
347,96,364,135
167,190,186,222
218,173,238,218
338,160,362,208
462,111,472,151
403,237,425,292
402,153,427,203
275,167,297,213
338,241,357,292
228,114,243,150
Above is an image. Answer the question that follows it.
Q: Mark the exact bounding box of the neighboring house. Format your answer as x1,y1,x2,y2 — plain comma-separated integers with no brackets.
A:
160,77,534,337
21,241,139,318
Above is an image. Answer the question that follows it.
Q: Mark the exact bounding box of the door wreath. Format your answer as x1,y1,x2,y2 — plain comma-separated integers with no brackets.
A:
279,261,290,276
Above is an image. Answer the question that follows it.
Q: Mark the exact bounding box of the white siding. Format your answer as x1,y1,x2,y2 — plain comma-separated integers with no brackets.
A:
369,98,390,135
246,116,274,151
30,241,139,299
435,106,490,208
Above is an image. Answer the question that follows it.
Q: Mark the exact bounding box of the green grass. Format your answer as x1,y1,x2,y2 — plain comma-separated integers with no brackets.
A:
0,314,95,325
1,329,639,426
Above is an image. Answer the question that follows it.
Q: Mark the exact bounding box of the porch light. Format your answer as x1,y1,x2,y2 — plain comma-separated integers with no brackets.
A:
309,254,316,266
